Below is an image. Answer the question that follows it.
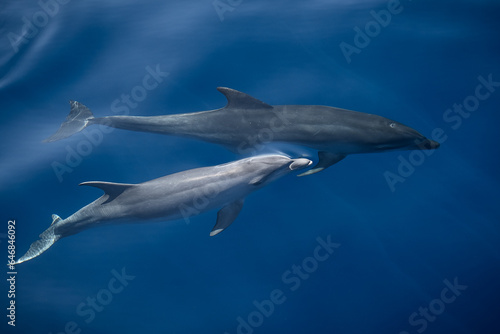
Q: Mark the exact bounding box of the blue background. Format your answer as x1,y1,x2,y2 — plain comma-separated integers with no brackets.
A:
1,0,499,333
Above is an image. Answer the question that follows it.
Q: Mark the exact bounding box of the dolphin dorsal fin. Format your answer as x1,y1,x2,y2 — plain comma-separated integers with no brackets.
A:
79,181,134,197
217,87,273,110
51,214,62,226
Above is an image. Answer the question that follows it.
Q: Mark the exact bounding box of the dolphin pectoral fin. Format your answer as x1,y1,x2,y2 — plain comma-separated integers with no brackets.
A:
217,87,273,110
44,101,94,142
14,217,62,265
210,199,244,236
297,151,346,176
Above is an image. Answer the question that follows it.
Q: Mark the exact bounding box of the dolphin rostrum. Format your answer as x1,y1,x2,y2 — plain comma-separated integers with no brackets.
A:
45,87,439,175
14,155,311,264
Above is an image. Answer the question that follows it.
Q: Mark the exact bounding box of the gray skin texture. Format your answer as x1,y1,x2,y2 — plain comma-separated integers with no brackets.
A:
44,88,440,175
14,155,312,264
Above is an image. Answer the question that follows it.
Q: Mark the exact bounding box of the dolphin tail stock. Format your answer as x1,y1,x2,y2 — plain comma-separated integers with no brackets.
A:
43,101,94,142
13,215,63,265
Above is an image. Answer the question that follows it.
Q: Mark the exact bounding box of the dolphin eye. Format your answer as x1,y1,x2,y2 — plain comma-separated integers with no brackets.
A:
389,122,396,128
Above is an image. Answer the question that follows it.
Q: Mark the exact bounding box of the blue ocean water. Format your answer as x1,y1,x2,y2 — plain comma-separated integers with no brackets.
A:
1,0,500,333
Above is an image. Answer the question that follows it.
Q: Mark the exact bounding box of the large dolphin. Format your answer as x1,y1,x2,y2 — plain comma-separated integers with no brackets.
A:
45,87,439,175
14,155,311,264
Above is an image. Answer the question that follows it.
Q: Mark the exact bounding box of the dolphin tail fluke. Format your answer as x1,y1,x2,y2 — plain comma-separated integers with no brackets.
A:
13,215,63,265
43,101,94,142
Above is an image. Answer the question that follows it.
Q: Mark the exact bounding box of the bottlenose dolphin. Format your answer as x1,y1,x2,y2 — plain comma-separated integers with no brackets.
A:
45,87,439,175
14,155,311,264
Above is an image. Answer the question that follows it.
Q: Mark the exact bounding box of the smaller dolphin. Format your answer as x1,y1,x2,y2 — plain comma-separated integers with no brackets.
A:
14,155,311,264
44,87,439,175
